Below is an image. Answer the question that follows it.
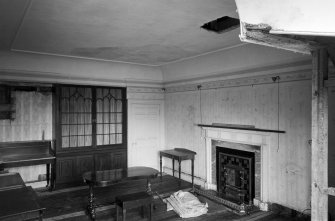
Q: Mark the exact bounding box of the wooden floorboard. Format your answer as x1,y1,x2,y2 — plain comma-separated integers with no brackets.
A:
36,175,304,221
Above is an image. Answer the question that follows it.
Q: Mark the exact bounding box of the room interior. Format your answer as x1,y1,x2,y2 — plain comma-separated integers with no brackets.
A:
0,0,334,220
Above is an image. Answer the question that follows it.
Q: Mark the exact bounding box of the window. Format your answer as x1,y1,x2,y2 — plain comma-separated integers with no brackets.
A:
57,85,126,150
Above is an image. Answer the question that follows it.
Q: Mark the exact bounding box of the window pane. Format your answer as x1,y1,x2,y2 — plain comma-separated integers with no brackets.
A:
117,113,122,123
110,134,116,144
110,124,116,133
85,136,92,146
104,123,109,134
97,113,103,123
78,124,85,135
62,125,69,136
70,136,77,147
97,124,103,134
104,135,109,145
62,137,69,148
116,100,122,112
78,136,85,147
97,135,103,146
62,113,69,124
116,134,122,144
116,124,122,133
85,124,92,135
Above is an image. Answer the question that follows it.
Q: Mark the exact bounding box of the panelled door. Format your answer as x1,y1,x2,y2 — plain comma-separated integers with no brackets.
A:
128,101,163,170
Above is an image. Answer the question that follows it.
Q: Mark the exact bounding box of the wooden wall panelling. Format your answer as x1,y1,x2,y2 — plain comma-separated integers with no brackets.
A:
164,75,312,212
112,151,127,169
94,150,127,171
76,155,94,180
95,152,112,170
56,157,75,183
164,90,203,180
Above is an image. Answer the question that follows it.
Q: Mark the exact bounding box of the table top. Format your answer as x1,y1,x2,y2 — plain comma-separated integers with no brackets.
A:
160,148,196,160
0,186,45,219
83,166,159,187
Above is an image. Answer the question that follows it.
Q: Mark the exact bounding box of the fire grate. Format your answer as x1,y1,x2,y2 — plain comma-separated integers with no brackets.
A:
216,146,255,205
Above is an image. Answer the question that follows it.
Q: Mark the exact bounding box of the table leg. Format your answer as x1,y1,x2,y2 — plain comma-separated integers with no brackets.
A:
146,178,152,193
172,159,175,177
51,161,56,191
191,159,194,186
46,164,50,187
87,184,96,220
178,160,181,180
160,155,162,180
39,210,43,221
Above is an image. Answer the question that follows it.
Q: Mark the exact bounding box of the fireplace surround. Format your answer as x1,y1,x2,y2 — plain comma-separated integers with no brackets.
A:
202,126,271,211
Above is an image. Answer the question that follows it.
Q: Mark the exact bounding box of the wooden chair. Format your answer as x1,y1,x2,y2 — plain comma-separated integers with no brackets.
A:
115,191,153,221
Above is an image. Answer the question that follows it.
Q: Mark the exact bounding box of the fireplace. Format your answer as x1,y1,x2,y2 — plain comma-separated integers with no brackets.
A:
216,146,255,205
202,126,271,211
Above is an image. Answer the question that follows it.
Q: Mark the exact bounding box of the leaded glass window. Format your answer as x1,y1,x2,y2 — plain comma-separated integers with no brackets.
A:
58,85,125,150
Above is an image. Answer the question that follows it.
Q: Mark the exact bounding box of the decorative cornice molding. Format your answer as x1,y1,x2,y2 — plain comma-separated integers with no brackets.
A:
127,87,164,93
165,69,312,93
163,59,311,87
0,69,163,88
127,87,164,100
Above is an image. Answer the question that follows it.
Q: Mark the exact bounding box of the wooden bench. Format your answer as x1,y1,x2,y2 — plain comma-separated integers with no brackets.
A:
115,191,153,221
0,172,45,221
0,140,56,190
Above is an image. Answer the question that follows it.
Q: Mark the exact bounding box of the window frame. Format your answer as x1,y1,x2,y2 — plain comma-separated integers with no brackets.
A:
55,84,127,154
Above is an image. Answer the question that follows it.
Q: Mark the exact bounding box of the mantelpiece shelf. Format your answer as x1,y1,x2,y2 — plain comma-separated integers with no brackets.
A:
197,124,285,134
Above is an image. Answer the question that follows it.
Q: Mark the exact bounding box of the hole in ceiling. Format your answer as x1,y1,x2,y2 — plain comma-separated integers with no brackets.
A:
201,16,240,33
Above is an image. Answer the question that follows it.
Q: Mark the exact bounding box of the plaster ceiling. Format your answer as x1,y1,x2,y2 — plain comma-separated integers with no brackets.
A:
0,0,241,66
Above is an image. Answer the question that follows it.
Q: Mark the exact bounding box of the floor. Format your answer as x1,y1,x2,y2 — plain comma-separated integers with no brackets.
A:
35,175,310,221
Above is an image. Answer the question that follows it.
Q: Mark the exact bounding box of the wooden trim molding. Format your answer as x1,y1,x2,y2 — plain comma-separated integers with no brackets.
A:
165,69,311,93
127,87,164,100
197,124,285,133
311,49,328,221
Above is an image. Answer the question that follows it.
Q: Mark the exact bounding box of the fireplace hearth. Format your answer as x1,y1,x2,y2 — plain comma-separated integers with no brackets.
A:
216,146,255,206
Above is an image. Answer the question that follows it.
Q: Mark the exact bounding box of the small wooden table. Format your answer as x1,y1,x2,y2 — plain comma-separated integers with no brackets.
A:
160,148,196,185
0,173,45,221
83,166,159,220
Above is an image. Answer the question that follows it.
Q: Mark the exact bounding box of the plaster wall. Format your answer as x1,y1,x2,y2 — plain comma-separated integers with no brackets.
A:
0,91,52,187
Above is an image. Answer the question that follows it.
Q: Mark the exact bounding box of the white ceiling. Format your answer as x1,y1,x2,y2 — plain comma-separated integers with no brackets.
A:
0,0,241,66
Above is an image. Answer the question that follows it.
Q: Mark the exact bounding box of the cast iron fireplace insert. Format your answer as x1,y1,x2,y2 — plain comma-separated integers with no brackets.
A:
216,146,255,205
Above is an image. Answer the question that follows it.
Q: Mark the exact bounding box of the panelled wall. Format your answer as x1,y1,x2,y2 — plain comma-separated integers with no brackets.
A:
164,72,312,212
0,90,52,185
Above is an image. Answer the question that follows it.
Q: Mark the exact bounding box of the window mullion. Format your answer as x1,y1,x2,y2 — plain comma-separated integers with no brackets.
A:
92,87,97,148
